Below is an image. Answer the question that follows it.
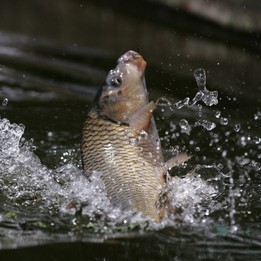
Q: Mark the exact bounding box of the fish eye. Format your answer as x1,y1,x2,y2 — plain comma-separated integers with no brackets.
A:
110,77,122,87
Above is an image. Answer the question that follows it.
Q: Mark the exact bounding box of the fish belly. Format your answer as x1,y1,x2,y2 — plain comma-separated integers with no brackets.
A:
82,112,163,220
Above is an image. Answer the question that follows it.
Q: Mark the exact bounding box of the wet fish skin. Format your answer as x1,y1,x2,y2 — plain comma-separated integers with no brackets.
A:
81,50,184,221
82,110,165,220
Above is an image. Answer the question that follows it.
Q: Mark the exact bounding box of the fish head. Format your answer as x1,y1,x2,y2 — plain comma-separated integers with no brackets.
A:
96,50,149,123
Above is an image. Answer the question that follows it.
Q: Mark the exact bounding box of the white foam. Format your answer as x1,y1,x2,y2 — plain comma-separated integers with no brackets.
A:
167,175,217,224
0,117,219,231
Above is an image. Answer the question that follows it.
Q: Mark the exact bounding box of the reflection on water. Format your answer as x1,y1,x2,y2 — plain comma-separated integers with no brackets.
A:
0,1,261,260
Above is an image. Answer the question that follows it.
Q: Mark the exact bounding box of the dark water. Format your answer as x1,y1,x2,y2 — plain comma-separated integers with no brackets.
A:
0,1,261,260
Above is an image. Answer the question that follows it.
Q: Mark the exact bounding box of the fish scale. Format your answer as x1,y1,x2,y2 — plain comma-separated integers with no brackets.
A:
79,50,188,221
82,111,164,220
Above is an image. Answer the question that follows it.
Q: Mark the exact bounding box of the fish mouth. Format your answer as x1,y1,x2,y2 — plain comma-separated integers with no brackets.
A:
117,50,147,71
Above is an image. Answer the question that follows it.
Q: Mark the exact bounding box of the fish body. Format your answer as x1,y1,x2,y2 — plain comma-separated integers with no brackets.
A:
81,51,187,220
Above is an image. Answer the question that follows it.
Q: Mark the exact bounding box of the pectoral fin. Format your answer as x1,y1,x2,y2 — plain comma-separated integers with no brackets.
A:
128,101,156,133
163,153,190,172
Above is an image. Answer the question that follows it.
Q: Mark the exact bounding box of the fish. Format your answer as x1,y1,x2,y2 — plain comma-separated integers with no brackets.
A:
81,50,188,221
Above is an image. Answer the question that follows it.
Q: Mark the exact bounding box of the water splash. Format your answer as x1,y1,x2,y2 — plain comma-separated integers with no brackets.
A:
156,69,222,132
194,68,218,106
0,116,219,235
156,69,261,235
168,175,217,224
195,119,216,131
0,68,259,248
156,68,218,112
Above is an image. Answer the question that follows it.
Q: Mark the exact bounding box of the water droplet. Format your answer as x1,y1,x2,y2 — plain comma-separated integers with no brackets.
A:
129,137,138,145
194,68,206,91
174,97,190,109
253,136,261,144
240,136,247,146
2,98,8,106
202,90,218,106
156,97,173,110
196,119,216,131
217,163,223,169
179,119,188,129
188,91,204,106
234,123,241,132
251,161,261,171
179,119,191,134
139,130,148,139
138,147,143,152
47,131,53,137
220,117,228,125
198,104,202,117
254,111,261,120
215,111,221,118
